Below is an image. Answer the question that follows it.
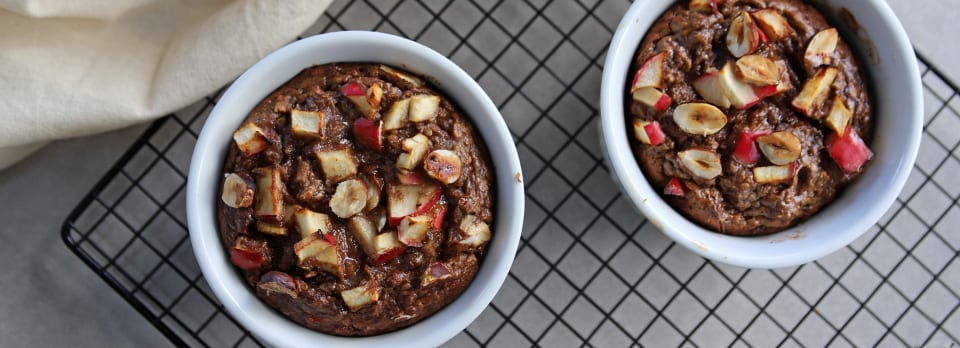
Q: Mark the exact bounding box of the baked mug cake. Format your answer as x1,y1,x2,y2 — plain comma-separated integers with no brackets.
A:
626,0,874,235
217,63,495,336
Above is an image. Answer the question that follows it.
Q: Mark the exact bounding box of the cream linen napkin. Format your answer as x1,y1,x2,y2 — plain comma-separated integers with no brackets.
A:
0,0,331,169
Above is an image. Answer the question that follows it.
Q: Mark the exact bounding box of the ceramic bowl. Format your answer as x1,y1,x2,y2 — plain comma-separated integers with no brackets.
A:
599,0,922,268
186,31,524,347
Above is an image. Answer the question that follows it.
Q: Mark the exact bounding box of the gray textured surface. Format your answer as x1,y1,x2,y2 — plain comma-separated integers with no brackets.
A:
1,0,959,347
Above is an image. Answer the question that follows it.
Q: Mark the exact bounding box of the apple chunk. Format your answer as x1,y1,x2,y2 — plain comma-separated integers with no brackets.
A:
693,70,732,109
293,207,333,238
805,28,839,69
221,173,254,208
828,128,873,174
382,98,410,131
457,214,491,246
341,280,379,311
315,148,358,183
348,215,378,258
633,119,666,146
353,117,382,152
387,183,441,226
232,122,271,157
342,82,383,119
373,231,406,264
826,95,852,135
753,9,792,41
397,134,430,171
663,177,685,197
791,67,839,118
253,167,283,223
290,110,323,138
409,95,441,122
630,51,667,92
230,236,271,270
294,234,342,278
632,87,672,112
718,62,761,109
398,215,432,247
256,221,287,236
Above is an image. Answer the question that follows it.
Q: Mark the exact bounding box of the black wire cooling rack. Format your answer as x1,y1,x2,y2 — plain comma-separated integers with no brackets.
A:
61,0,960,347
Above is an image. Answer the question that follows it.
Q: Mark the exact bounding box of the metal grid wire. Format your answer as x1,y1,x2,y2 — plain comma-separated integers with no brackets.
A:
60,0,960,347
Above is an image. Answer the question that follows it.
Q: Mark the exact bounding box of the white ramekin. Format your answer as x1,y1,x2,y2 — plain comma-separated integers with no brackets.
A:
186,31,524,347
600,0,922,268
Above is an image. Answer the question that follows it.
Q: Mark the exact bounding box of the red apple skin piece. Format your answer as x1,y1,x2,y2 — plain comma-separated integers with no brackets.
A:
644,121,666,146
431,203,447,230
828,128,873,174
663,178,685,197
630,52,666,92
353,117,382,151
322,233,336,245
733,129,772,164
230,236,270,270
230,248,263,270
631,87,672,112
398,170,427,185
373,246,406,265
421,262,453,286
341,82,364,96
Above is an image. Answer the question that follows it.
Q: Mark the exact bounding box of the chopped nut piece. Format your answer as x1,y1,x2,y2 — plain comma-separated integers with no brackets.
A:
423,149,462,185
757,132,802,165
678,149,723,179
329,179,368,218
673,103,728,135
221,173,254,208
457,214,491,246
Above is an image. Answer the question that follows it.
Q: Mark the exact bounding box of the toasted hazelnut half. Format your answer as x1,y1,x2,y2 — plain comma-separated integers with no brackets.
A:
678,149,723,179
457,214,491,246
330,179,368,219
753,9,792,41
673,103,728,135
727,11,761,58
221,173,254,208
736,55,782,86
805,28,839,69
756,132,802,165
423,149,462,185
